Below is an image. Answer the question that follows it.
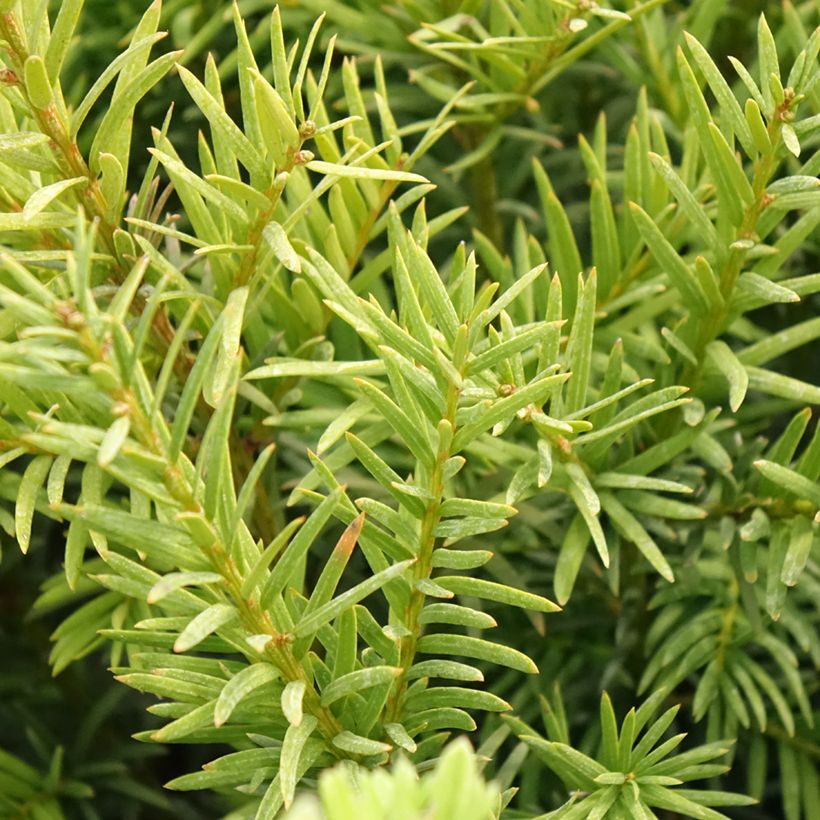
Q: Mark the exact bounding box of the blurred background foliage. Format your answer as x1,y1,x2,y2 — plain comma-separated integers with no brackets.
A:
0,0,817,817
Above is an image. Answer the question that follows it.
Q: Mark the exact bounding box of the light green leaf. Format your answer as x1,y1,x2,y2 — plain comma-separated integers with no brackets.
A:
281,716,318,809
417,633,538,674
24,55,53,109
214,663,280,727
435,576,560,613
97,415,130,467
432,517,507,539
736,272,799,305
600,492,674,582
151,701,216,743
407,660,484,682
630,203,708,312
90,51,181,171
554,514,591,606
169,313,225,461
565,270,597,414
332,731,392,756
569,481,609,568
205,285,247,407
707,123,754,205
292,559,414,638
467,323,556,376
281,680,306,727
402,243,460,343
15,455,52,554
247,359,384,380
619,491,707,521
649,153,719,251
354,378,433,466
384,723,417,753
260,488,342,607
683,32,755,158
263,222,302,272
70,33,167,134
757,14,780,114
479,262,549,328
47,454,72,507
565,461,600,515
746,367,820,404
45,0,85,81
595,473,692,494
781,124,800,158
408,686,511,713
320,666,401,706
419,603,497,630
781,516,814,587
23,178,86,218
147,572,224,604
745,99,771,153
453,373,570,451
174,604,237,653
150,148,247,224
753,460,820,507
177,64,265,177
430,548,494,570
305,160,427,184
707,340,749,412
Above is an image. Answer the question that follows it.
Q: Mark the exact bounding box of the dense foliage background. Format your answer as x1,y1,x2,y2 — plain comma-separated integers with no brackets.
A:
0,1,818,818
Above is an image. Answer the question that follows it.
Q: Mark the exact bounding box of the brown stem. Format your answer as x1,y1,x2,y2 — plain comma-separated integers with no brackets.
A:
346,175,404,273
67,316,349,748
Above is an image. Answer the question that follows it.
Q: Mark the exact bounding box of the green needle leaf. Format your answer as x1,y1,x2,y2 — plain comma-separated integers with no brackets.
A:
320,666,401,706
435,576,560,613
214,663,280,728
418,634,538,674
305,160,427,184
707,340,749,412
281,681,306,727
753,460,820,507
280,716,318,809
293,559,415,638
630,203,708,312
174,604,237,653
15,455,52,554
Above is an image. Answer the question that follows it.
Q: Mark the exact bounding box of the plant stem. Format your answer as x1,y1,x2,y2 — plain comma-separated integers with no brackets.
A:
714,576,739,673
75,319,347,749
658,109,791,437
0,11,191,378
765,725,820,760
234,159,297,288
346,176,405,273
679,151,778,388
384,361,463,724
152,428,347,745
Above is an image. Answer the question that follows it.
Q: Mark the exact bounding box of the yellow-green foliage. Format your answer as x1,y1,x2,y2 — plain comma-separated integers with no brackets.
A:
0,1,818,818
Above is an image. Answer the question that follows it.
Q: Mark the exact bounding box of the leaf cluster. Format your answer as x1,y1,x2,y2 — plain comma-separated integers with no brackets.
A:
0,1,818,819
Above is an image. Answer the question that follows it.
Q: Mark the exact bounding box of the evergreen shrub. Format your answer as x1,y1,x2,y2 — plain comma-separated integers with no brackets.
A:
0,1,818,818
